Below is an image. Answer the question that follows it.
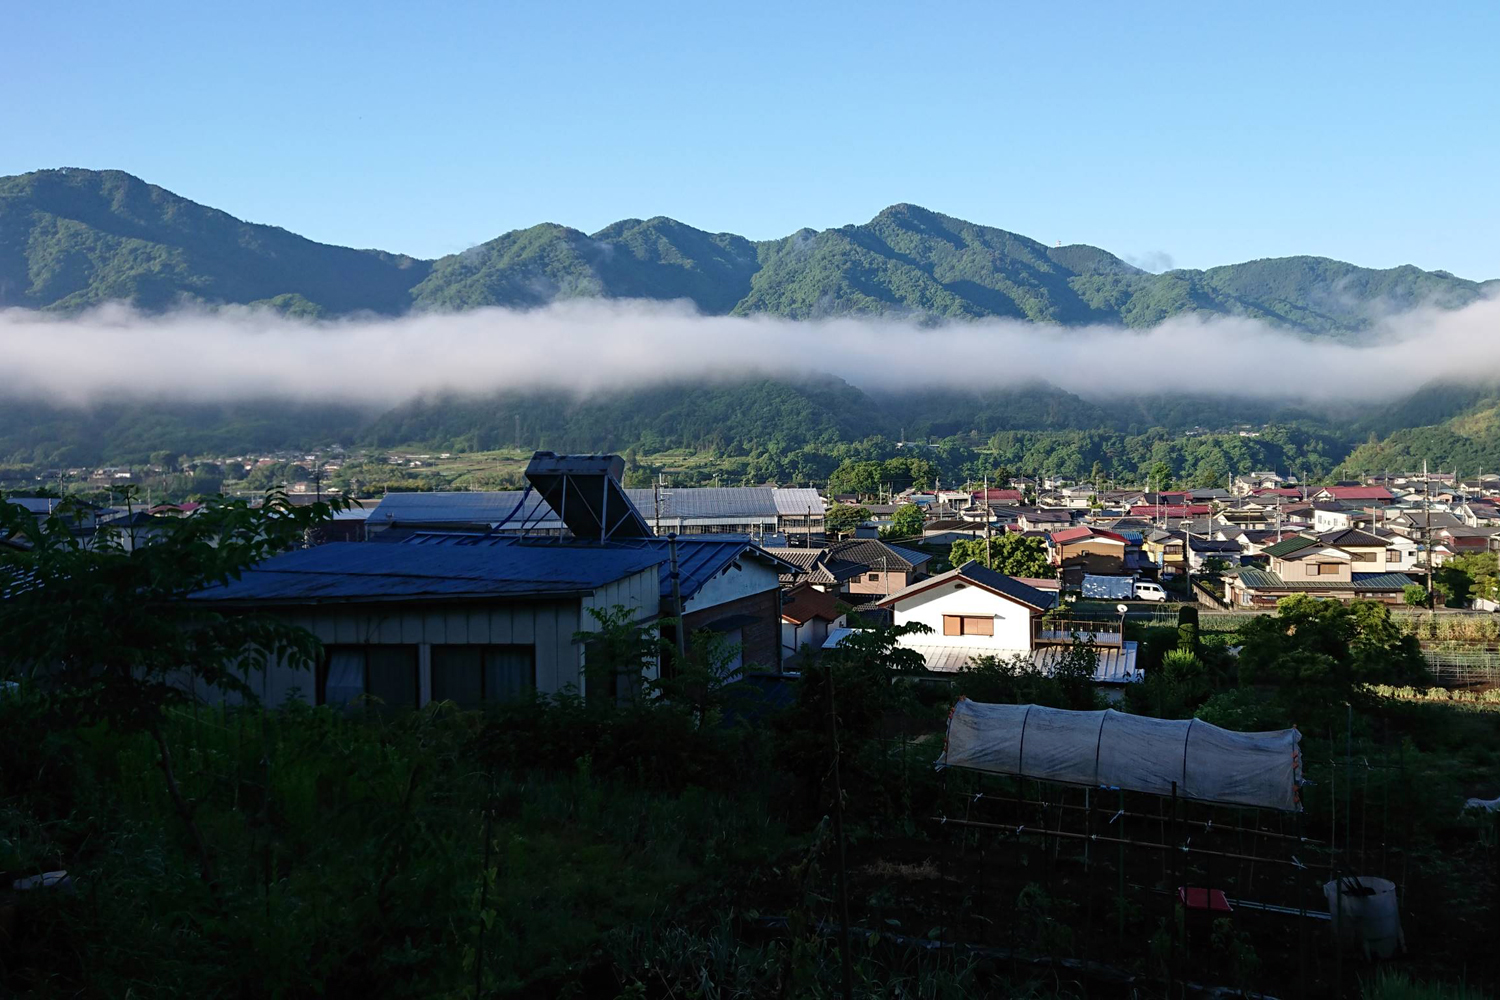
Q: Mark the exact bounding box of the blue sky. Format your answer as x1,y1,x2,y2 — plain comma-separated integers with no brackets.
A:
5,2,1497,278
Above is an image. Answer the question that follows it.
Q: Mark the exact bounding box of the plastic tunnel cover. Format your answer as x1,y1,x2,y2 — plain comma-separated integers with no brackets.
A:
939,698,1302,811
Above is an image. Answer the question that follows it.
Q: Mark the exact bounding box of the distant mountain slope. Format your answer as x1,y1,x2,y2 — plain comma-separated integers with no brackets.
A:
1341,381,1500,474
408,217,759,314
1,168,1491,336
0,169,429,314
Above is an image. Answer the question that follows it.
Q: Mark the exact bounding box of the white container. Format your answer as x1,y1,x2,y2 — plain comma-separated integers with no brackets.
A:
1323,876,1403,959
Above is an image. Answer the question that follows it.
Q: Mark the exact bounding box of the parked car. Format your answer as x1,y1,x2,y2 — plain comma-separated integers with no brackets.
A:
1133,580,1168,602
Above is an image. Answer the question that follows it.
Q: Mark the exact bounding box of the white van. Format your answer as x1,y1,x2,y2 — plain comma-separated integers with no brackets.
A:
1133,581,1168,602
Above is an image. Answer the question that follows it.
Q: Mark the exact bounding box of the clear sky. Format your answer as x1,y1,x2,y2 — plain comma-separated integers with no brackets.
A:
5,2,1497,278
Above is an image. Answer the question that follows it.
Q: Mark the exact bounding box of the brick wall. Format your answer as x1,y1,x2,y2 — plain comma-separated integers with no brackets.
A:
682,589,783,673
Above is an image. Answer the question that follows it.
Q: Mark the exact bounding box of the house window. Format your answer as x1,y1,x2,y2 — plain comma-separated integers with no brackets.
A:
867,572,880,582
321,645,419,709
430,645,536,709
942,615,994,636
1387,550,1401,563
1351,551,1376,562
1316,562,1342,575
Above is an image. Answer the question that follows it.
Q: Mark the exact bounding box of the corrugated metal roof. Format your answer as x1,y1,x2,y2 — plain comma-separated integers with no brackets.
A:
390,532,791,603
194,542,664,604
772,488,826,516
365,491,560,528
625,487,777,520
822,633,1140,683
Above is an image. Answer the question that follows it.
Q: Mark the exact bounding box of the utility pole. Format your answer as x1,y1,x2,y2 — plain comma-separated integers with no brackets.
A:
983,474,992,570
1424,459,1433,613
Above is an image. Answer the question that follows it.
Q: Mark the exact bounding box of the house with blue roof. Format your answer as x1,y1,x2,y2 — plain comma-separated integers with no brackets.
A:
193,453,798,710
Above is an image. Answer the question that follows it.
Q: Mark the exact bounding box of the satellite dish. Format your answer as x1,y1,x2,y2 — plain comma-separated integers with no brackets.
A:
1116,604,1129,615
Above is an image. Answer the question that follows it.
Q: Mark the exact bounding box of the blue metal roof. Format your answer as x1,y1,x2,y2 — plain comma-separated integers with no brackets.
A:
194,542,664,604
391,532,794,602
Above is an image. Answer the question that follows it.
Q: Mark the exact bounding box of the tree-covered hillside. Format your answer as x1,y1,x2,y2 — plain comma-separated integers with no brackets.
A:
0,169,429,314
1341,385,1500,475
2,169,1490,337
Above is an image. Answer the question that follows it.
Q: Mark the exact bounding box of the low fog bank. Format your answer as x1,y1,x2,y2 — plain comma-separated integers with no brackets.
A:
3,295,1499,408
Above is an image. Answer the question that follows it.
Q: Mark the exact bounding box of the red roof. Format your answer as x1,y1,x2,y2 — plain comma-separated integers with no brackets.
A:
1316,486,1393,502
972,488,1023,502
1049,526,1126,545
1129,504,1212,518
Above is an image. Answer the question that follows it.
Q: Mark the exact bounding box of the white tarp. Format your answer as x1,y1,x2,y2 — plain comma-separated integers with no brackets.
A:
938,698,1302,811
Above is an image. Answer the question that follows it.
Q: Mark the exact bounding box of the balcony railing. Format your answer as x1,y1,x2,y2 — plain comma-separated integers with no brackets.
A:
1033,618,1124,648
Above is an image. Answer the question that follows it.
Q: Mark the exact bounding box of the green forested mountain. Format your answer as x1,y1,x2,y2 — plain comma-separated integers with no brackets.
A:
1340,384,1500,475
0,169,429,314
2,169,1491,336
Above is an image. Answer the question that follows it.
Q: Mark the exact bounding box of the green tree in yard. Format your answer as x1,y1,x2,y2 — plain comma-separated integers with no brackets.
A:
948,532,1054,577
884,502,925,538
1403,583,1431,608
0,487,348,888
1148,460,1174,492
824,502,870,537
1437,551,1499,605
1236,594,1428,719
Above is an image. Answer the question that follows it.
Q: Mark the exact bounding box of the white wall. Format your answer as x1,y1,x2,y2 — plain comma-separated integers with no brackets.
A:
682,559,781,615
890,580,1034,651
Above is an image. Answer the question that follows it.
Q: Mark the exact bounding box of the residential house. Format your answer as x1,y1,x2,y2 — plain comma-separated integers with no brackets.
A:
1128,503,1212,521
1047,526,1128,575
1312,486,1394,504
196,453,798,708
839,561,1140,695
921,518,992,549
827,538,932,596
193,542,667,707
1227,532,1414,607
762,547,863,592
1312,504,1373,533
780,584,845,660
1186,537,1243,571
1143,530,1186,576
1016,508,1075,532
972,488,1024,506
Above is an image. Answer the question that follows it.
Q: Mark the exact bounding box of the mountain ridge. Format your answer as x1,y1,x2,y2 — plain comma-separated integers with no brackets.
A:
1,168,1493,336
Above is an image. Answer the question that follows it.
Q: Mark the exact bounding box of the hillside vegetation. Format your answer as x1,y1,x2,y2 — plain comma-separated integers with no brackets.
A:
2,169,1490,336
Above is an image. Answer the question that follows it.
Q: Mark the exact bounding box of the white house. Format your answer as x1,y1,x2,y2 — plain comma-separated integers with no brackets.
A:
822,561,1141,693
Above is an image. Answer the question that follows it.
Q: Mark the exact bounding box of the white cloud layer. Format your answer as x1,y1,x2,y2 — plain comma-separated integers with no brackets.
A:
2,295,1499,407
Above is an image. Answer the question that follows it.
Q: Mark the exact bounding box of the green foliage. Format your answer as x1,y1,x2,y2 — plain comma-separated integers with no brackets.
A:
949,532,1054,577
1437,551,1499,606
1405,583,1433,607
825,502,871,536
1236,595,1429,723
884,502,925,538
0,168,427,313
954,636,1100,712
